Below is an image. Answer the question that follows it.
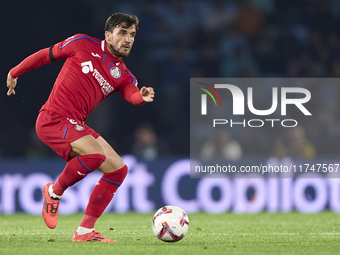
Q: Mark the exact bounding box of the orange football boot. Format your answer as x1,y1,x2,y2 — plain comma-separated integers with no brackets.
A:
72,231,116,242
42,182,60,229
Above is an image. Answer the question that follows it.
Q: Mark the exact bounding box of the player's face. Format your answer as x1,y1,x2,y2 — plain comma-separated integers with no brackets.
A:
106,23,136,59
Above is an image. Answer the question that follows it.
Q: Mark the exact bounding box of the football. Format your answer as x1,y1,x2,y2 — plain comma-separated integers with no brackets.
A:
152,205,189,242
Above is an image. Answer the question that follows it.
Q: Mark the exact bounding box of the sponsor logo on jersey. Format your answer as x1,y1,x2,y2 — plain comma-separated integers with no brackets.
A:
81,61,93,74
110,67,121,78
75,125,84,131
92,69,114,95
80,61,114,96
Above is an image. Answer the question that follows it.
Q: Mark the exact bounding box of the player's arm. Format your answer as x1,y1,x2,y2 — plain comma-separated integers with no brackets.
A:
121,83,155,105
7,34,80,96
7,47,53,96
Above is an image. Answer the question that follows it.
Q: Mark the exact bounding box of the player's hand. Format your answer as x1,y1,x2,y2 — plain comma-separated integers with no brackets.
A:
7,71,17,96
141,86,155,102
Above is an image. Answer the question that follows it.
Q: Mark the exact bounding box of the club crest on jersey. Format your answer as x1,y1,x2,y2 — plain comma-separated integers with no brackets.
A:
110,67,121,78
75,125,84,131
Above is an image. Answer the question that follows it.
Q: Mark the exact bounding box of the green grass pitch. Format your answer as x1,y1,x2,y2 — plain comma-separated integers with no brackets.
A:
1,212,340,255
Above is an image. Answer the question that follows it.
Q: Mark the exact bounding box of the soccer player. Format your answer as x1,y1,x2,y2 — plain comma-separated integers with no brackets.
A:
6,13,154,242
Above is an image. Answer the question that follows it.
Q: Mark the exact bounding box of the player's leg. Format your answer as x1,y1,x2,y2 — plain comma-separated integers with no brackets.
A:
96,136,125,173
74,136,128,240
43,135,107,229
51,135,107,197
52,134,124,199
36,111,121,240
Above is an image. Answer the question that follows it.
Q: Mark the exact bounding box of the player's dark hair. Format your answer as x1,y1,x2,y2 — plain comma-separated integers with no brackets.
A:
105,13,139,32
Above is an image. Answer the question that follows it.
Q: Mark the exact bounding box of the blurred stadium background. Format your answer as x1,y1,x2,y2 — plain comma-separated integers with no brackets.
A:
1,0,340,215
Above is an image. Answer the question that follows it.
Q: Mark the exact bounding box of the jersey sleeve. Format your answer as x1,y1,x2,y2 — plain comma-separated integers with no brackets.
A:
9,34,84,78
10,48,51,78
49,34,85,60
120,70,145,105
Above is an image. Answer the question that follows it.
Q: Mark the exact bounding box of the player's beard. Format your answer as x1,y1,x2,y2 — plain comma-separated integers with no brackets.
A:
108,44,130,58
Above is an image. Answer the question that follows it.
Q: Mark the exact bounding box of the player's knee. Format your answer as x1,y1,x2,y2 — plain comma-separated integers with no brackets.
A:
102,164,128,185
99,153,125,174
70,135,106,156
94,153,107,168
79,153,106,171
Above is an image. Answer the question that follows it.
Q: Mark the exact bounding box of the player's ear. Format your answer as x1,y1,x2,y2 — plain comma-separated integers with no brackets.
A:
105,31,112,43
